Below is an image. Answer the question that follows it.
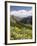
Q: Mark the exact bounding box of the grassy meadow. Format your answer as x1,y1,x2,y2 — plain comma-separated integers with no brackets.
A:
10,16,32,40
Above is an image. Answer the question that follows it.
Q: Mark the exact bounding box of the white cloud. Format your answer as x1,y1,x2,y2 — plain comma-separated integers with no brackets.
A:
10,10,32,18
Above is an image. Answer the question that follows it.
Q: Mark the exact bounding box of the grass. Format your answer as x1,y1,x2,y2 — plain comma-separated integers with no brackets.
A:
10,21,32,40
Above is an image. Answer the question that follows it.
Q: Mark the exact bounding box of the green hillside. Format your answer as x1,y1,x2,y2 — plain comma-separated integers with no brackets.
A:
10,16,32,40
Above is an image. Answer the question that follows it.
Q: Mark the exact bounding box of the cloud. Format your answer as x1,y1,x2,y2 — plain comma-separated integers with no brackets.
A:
10,10,32,18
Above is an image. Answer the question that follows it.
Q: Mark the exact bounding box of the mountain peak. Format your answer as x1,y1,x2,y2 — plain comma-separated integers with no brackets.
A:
10,10,32,18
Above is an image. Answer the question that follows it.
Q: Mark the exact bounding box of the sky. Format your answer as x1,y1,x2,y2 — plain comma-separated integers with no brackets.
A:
10,6,32,11
10,6,32,18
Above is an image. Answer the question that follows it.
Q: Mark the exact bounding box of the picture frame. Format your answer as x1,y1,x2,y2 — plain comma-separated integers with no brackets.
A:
5,1,36,45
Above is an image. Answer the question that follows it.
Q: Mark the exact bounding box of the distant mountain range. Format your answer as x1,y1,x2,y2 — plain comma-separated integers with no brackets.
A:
10,15,32,25
20,16,32,25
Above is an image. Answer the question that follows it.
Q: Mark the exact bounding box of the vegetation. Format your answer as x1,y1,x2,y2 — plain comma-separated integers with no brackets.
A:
10,16,32,40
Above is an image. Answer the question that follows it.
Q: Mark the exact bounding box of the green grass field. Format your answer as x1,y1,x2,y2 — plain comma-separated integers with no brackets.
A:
10,19,32,40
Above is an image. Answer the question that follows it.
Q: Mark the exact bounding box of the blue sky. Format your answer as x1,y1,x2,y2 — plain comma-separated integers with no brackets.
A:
10,6,32,18
10,6,32,11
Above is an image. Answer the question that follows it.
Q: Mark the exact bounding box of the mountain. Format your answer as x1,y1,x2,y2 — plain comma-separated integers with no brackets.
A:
10,14,32,27
20,16,32,25
10,10,32,18
10,15,23,26
11,15,23,21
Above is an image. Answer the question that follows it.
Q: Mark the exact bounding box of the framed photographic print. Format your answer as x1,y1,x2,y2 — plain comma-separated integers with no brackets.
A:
5,1,36,45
